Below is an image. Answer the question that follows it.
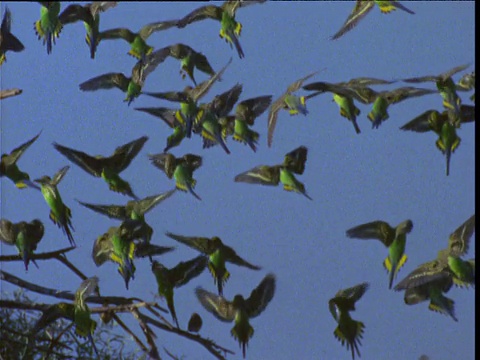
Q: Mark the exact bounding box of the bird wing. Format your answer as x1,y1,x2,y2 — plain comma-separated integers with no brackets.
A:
195,287,236,322
446,214,475,257
108,136,148,173
330,0,374,40
283,145,308,175
3,131,41,166
53,142,104,177
245,273,276,318
234,165,281,186
165,232,216,255
79,72,130,92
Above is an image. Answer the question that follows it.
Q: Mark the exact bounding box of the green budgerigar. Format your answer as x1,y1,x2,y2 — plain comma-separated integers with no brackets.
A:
92,219,149,289
160,43,216,85
1,131,41,190
0,7,25,65
77,188,176,246
54,136,148,199
403,63,471,118
267,71,319,147
30,280,99,354
0,218,45,270
400,106,475,175
143,58,232,138
230,95,272,151
346,219,413,289
365,86,437,129
195,83,244,154
79,46,171,105
151,255,207,328
58,1,117,59
134,106,186,152
329,282,369,360
34,166,75,247
176,0,267,59
149,153,203,200
35,2,63,54
195,273,276,358
235,145,312,199
165,232,261,295
99,18,178,61
331,0,414,40
394,214,475,321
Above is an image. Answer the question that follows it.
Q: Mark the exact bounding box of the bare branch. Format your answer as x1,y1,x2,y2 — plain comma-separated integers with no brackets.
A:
0,88,22,100
0,247,75,262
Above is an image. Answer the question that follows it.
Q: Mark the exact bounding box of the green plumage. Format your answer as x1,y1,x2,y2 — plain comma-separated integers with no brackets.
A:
165,233,261,295
195,273,275,358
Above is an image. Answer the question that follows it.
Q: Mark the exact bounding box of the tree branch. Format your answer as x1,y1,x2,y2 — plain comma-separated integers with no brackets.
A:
0,88,22,100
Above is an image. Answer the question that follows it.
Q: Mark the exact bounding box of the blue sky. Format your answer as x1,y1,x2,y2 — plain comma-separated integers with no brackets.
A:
0,2,475,360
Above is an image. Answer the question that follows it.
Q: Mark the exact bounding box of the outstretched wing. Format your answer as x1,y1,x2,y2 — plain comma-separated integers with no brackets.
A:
165,232,217,255
245,273,276,318
446,214,475,257
79,73,130,92
195,287,236,322
108,136,148,173
234,165,281,186
53,143,103,177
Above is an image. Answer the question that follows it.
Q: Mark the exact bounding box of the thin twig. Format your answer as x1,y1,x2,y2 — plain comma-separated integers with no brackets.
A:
0,88,22,100
0,246,75,262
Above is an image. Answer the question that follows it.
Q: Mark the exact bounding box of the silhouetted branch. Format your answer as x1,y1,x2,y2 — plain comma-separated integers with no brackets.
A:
0,246,75,263
136,312,234,360
0,88,22,100
111,313,149,354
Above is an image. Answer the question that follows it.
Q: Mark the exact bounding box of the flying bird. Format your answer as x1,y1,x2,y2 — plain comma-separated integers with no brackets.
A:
149,153,203,200
135,106,186,152
92,219,149,289
394,215,475,321
34,166,75,246
220,95,272,152
329,282,369,360
79,47,171,105
159,43,216,85
0,218,45,270
143,57,232,138
151,255,207,328
302,77,396,134
58,1,118,59
234,145,313,199
195,273,276,358
331,0,414,40
176,0,267,59
98,18,178,60
53,136,148,199
77,189,176,248
35,1,63,54
165,232,261,295
395,214,475,291
195,83,244,154
267,71,319,147
1,131,42,190
400,105,475,175
402,63,471,119
346,219,413,289
0,7,25,65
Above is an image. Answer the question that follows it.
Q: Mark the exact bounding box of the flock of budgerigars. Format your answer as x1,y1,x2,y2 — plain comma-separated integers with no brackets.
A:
0,1,475,359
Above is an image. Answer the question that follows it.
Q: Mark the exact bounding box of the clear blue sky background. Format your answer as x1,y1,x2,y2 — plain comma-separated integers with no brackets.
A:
1,2,475,360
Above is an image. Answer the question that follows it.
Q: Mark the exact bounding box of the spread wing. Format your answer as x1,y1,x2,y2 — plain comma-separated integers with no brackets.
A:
195,287,236,322
245,273,276,318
